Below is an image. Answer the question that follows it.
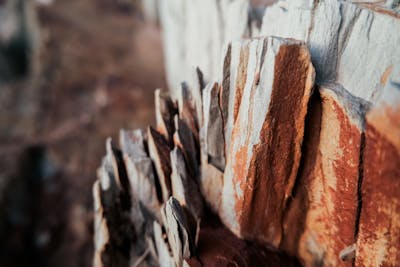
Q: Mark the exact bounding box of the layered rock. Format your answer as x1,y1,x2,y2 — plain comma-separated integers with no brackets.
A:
92,77,301,266
260,0,400,103
355,70,400,267
93,1,400,266
282,84,370,266
220,36,314,246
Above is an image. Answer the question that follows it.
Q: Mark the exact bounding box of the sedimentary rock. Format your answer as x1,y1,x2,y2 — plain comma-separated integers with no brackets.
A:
93,140,135,267
120,129,161,219
155,89,177,145
148,126,172,202
162,197,196,267
198,82,226,212
173,115,199,179
93,1,400,266
260,0,400,103
282,84,370,266
170,147,204,219
355,70,400,267
201,82,225,171
220,36,315,246
153,221,175,267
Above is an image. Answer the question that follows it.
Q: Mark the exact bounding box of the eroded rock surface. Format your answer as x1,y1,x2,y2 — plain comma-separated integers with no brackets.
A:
355,72,400,267
220,36,315,246
93,1,400,266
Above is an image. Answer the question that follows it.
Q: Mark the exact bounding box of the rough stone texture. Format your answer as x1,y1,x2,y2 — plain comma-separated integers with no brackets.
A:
220,36,315,246
173,115,199,179
170,147,204,219
162,197,196,267
260,0,400,103
93,1,400,266
155,89,177,146
198,82,226,212
355,71,400,267
120,129,161,219
93,140,135,267
202,82,225,171
282,84,370,266
148,126,172,202
220,40,250,160
153,221,175,267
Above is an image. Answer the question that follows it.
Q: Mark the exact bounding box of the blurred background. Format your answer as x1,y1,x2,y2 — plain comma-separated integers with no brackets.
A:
0,0,165,266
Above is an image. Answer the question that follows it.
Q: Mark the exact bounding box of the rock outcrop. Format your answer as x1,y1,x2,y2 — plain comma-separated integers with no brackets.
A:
93,0,400,266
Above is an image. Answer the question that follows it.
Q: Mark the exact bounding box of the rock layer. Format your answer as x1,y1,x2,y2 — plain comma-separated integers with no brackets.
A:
282,84,370,266
355,73,400,267
93,0,400,266
220,36,314,246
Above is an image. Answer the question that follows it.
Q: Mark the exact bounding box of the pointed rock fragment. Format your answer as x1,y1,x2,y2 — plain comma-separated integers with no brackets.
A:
221,36,315,246
93,143,135,267
220,39,250,158
170,146,204,219
155,89,177,145
147,126,172,202
202,82,225,171
120,129,161,218
162,197,196,267
177,82,200,144
173,115,199,178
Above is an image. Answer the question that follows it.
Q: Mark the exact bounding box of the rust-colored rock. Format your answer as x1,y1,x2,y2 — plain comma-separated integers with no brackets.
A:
282,84,370,266
220,36,315,246
355,77,400,267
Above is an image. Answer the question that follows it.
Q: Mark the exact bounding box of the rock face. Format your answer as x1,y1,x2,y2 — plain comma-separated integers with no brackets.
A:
219,36,315,245
93,0,400,266
282,84,370,266
260,0,400,103
355,73,400,267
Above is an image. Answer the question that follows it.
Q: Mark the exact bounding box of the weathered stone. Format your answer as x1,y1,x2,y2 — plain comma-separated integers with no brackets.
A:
147,126,172,202
199,126,224,213
198,81,226,213
202,82,225,171
177,82,200,144
162,197,196,267
155,89,177,145
120,129,161,218
282,84,370,266
170,146,204,219
220,40,250,159
355,71,400,267
153,221,175,267
260,0,400,103
93,1,400,265
220,36,315,246
173,115,199,178
93,141,135,267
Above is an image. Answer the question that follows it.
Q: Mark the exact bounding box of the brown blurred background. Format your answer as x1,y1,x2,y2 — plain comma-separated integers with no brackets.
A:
0,0,166,266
